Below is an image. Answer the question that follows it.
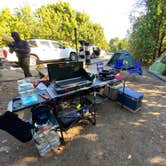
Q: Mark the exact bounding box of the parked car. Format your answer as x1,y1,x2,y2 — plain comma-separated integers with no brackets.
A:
1,39,77,66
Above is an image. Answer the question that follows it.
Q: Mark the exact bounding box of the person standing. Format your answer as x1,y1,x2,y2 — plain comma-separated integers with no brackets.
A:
8,31,32,77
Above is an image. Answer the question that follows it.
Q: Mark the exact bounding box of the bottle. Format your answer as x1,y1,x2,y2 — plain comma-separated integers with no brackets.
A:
96,62,104,73
82,105,89,116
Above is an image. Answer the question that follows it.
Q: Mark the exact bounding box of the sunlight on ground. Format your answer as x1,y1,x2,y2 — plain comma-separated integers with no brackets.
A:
143,98,166,108
64,126,84,140
148,156,166,165
146,112,161,115
129,122,143,126
137,119,147,123
145,102,166,108
12,156,38,166
140,88,165,95
78,133,98,141
129,119,147,126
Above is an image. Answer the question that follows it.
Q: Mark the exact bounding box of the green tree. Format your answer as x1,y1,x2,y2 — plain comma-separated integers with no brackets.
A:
12,7,36,39
0,2,108,50
0,8,13,45
128,16,155,63
76,11,108,50
109,37,128,52
128,0,166,64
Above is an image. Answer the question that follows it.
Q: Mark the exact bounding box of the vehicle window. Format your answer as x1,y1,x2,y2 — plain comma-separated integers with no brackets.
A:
57,43,64,48
52,42,58,48
39,41,51,48
51,41,65,49
29,41,37,47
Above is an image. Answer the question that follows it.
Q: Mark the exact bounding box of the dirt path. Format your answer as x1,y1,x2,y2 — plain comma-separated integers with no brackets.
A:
0,68,166,166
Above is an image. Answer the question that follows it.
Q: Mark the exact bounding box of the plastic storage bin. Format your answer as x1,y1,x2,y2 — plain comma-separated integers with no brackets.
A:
17,79,38,106
20,89,38,106
103,83,123,100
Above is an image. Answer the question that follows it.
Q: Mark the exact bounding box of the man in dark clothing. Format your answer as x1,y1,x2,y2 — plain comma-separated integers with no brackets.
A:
9,32,32,77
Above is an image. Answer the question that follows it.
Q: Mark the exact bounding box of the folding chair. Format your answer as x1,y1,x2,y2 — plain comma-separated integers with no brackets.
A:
127,61,143,75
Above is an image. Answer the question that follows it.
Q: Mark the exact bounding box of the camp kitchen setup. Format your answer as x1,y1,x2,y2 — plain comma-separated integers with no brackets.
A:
1,61,144,156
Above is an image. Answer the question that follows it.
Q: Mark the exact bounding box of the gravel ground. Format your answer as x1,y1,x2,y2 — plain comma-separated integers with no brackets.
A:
0,66,166,166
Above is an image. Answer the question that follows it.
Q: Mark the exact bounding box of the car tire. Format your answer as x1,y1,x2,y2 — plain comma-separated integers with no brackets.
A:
30,55,38,67
70,52,77,61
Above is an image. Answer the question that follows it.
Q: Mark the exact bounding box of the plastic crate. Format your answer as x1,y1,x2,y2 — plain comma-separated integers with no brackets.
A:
103,83,123,100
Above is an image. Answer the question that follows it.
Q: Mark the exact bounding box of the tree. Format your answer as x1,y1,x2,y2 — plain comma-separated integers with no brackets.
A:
0,8,13,45
0,2,108,50
128,0,166,64
109,37,128,52
12,7,36,39
128,15,155,63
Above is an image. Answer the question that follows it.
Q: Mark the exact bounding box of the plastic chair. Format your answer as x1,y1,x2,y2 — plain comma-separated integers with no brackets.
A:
127,61,143,75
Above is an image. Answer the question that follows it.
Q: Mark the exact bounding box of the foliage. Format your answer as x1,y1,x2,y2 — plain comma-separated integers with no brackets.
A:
128,0,166,64
0,8,14,46
13,7,36,39
109,37,128,52
0,2,108,50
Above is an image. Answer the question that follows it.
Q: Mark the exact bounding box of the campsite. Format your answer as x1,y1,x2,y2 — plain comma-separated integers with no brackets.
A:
0,0,166,166
0,60,166,166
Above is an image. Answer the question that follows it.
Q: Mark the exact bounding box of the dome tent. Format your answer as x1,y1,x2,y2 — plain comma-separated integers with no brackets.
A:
107,50,135,69
149,54,166,81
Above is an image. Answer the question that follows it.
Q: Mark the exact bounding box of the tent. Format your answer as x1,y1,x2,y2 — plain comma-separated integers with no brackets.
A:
107,50,135,69
149,54,166,81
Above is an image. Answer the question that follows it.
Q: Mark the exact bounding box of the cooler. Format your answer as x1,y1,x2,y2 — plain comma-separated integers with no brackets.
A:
117,87,144,112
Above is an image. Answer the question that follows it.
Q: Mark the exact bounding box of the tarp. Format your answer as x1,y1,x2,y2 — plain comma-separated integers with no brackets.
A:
107,50,135,69
149,54,166,81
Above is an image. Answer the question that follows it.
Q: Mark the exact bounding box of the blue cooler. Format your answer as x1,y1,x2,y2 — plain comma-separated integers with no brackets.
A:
117,87,144,112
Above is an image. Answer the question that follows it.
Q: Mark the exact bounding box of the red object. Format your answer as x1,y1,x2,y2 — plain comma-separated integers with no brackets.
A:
2,50,8,57
115,75,124,80
39,94,50,100
37,124,53,134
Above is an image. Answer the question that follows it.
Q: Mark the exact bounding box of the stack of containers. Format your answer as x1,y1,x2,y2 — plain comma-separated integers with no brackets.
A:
17,79,38,106
33,123,60,156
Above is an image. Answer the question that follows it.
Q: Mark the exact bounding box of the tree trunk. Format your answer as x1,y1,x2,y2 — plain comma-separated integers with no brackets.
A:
158,30,165,56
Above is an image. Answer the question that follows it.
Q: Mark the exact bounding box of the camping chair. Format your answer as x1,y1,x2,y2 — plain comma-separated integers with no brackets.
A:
127,61,143,75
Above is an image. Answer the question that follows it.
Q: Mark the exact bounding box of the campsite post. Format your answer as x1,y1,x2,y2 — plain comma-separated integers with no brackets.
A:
74,28,79,62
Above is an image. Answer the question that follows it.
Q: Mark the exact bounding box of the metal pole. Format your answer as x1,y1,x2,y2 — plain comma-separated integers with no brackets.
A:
74,28,78,62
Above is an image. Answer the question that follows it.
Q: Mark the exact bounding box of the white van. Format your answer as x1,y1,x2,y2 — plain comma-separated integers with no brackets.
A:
1,39,77,66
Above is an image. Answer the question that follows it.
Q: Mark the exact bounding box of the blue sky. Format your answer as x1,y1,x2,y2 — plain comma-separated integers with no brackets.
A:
0,0,135,41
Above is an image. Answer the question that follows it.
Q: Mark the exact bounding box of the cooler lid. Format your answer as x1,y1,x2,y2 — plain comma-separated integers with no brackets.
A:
119,87,143,99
